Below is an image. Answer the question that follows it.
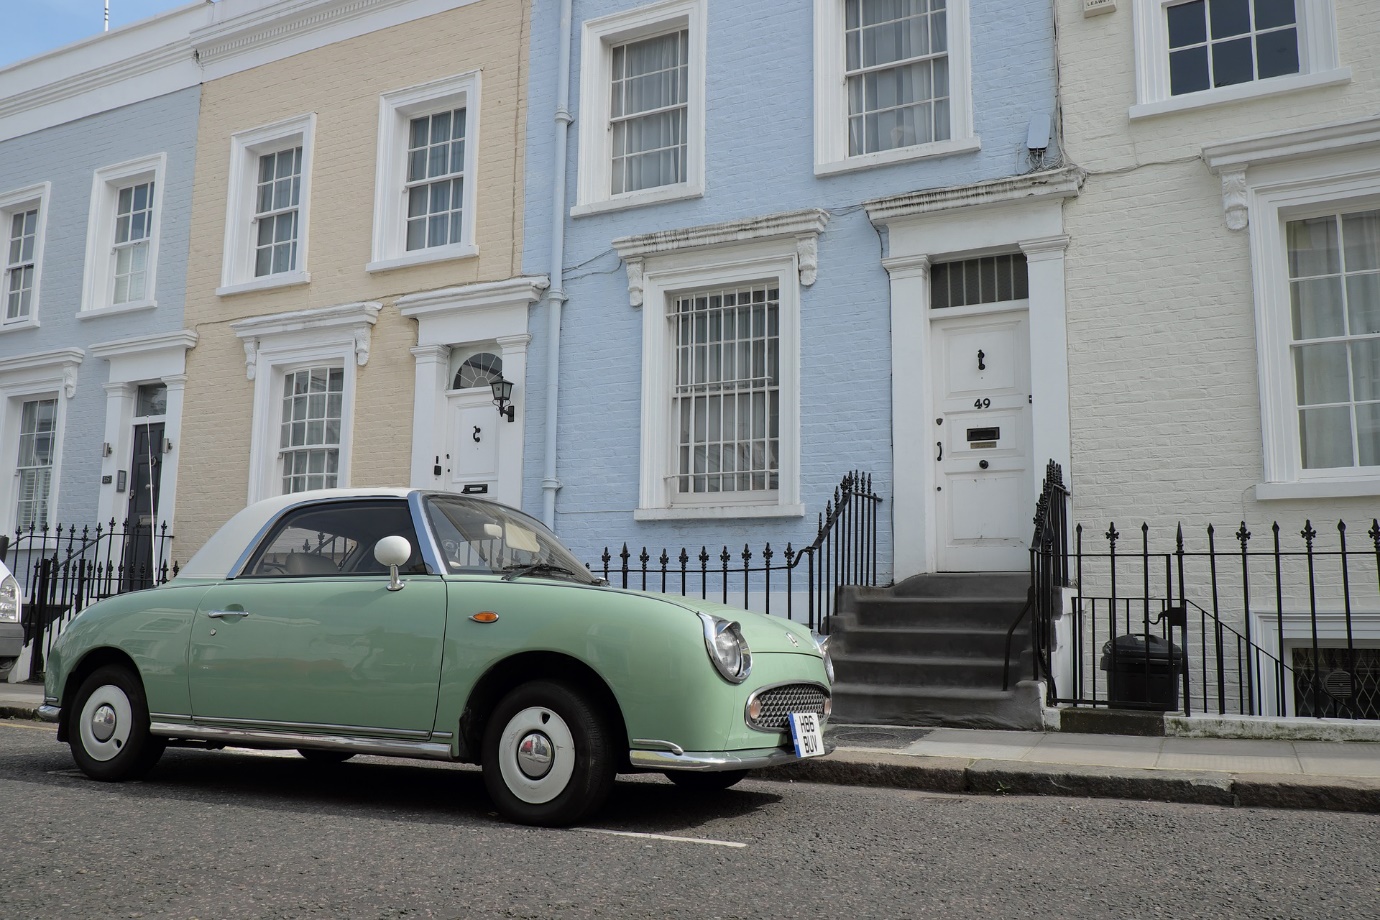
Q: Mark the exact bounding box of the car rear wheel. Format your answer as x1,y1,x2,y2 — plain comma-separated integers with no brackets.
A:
68,665,165,782
664,769,749,792
481,680,615,827
297,749,355,764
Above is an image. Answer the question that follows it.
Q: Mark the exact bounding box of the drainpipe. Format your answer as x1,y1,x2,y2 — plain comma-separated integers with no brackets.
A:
541,0,573,530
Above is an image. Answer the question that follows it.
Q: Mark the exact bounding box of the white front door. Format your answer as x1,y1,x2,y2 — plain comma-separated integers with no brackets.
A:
932,309,1032,571
444,390,520,506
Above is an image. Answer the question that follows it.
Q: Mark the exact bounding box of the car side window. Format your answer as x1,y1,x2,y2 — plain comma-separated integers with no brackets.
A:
240,500,426,578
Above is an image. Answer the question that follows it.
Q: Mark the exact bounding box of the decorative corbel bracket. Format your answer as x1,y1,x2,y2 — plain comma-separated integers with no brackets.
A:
242,339,258,380
354,327,371,366
1219,165,1249,231
796,235,819,287
63,366,79,399
625,258,645,308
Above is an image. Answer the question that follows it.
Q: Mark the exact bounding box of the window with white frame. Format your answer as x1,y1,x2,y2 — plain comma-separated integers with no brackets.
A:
369,73,480,272
14,397,57,530
219,115,314,296
279,365,344,493
1131,0,1347,117
232,302,377,504
82,155,165,314
1,184,48,329
815,0,973,175
575,0,706,215
1285,208,1380,471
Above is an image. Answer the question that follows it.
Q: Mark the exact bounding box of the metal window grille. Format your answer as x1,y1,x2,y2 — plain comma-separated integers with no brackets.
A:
279,366,344,494
1167,0,1299,96
1286,208,1380,470
15,398,57,530
405,109,466,251
4,208,38,322
610,29,689,195
671,285,780,496
1292,646,1380,719
930,253,1028,309
112,181,153,304
845,0,950,156
254,148,302,277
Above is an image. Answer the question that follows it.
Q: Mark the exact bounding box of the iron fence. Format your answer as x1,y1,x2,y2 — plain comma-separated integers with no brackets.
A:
2,519,178,679
1040,517,1380,720
591,471,883,631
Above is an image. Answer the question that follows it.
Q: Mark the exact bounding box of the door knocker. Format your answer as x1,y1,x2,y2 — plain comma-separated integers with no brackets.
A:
473,426,481,443
977,349,986,371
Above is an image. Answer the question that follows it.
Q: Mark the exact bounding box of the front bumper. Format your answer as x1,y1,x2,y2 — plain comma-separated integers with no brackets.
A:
630,741,835,772
37,704,61,723
0,622,23,658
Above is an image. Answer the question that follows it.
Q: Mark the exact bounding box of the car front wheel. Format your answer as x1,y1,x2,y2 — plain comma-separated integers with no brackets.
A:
68,665,165,782
481,680,615,827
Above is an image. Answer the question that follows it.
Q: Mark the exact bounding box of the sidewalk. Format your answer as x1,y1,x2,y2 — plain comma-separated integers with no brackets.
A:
6,681,1378,813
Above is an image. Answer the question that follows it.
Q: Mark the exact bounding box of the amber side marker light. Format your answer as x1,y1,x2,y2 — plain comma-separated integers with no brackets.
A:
470,611,500,623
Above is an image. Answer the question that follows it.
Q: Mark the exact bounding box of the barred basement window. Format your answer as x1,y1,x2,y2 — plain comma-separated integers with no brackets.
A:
279,366,344,494
672,285,780,496
930,253,1027,308
1292,646,1380,719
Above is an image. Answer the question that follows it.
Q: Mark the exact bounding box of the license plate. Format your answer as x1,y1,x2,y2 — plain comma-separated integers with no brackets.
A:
787,712,825,758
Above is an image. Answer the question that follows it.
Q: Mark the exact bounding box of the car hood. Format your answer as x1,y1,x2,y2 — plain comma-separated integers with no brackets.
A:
616,589,823,658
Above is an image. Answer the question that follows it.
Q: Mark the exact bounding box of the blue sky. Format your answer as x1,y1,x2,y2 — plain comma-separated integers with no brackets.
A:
4,0,200,69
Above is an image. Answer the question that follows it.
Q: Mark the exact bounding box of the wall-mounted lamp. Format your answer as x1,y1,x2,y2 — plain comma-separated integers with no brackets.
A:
102,442,112,457
163,438,174,454
490,377,516,422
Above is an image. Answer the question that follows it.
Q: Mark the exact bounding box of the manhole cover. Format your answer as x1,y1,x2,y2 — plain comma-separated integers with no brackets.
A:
827,726,931,748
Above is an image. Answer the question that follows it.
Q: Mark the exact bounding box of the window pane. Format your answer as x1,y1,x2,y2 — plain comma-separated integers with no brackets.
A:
1209,0,1250,38
1298,406,1353,469
1253,0,1296,29
1170,46,1211,95
1357,403,1380,467
1288,216,1340,277
1347,275,1380,335
1255,28,1299,79
1342,210,1380,273
1211,37,1254,86
1351,339,1380,402
1294,342,1350,405
1291,278,1345,340
1168,0,1207,47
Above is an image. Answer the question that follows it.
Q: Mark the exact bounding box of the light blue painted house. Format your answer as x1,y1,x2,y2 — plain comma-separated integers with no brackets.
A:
0,7,205,621
519,0,1078,597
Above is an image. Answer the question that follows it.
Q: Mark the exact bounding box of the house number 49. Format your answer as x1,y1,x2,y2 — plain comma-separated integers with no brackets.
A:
973,398,991,409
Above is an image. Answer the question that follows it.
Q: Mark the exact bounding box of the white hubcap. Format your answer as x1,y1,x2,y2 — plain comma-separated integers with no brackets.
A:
79,684,133,762
498,707,575,804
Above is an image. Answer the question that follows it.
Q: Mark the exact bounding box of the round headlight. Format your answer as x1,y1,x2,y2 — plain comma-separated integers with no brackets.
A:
813,632,835,684
698,612,752,684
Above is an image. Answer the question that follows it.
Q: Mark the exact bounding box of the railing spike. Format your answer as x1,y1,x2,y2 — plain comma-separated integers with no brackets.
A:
1236,521,1251,545
1301,520,1317,545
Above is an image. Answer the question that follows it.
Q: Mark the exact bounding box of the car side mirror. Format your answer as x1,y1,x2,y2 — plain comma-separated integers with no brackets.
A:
374,536,412,592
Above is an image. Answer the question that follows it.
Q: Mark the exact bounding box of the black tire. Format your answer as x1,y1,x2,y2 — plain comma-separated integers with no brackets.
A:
664,769,749,792
481,680,616,827
297,749,355,764
67,664,165,782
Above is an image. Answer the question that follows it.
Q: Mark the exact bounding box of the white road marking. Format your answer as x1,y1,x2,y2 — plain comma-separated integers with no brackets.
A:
1,721,55,731
580,828,746,848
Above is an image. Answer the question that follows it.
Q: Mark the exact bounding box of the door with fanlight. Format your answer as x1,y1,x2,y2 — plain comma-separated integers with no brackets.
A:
442,351,521,506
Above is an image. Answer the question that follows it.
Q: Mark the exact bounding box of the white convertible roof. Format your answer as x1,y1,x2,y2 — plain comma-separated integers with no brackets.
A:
177,488,415,579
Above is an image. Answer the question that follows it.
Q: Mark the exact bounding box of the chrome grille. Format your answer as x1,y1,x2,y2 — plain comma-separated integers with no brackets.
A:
746,683,829,732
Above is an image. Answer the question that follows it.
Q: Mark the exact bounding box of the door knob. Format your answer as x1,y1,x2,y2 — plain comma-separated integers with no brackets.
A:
979,460,989,470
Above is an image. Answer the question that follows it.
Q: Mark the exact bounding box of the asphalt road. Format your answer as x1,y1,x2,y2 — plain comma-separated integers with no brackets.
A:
2,719,1377,920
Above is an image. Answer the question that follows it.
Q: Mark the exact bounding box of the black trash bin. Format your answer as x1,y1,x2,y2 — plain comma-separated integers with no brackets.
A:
1100,633,1185,711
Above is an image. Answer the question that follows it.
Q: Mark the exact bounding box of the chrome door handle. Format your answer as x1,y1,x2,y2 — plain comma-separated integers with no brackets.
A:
206,609,250,619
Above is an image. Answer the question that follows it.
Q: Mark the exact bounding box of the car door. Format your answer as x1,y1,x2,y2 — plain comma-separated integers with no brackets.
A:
187,499,445,737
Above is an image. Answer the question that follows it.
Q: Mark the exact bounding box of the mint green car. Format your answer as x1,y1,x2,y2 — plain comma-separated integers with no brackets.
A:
40,489,833,826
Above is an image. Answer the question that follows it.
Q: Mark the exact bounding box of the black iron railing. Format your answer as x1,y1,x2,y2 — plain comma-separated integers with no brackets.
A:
1044,518,1380,720
592,472,883,631
4,519,178,679
1004,460,1071,691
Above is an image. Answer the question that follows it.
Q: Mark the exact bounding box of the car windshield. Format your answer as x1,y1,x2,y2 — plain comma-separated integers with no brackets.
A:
423,495,597,584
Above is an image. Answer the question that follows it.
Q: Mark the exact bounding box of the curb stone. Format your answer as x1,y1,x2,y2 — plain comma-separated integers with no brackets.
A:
1232,773,1380,813
760,749,969,793
966,760,1236,806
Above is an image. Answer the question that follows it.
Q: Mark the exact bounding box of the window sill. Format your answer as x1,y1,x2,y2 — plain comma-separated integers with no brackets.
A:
0,317,39,334
634,502,805,522
814,136,981,177
571,182,704,218
1255,478,1380,501
1129,69,1352,120
217,271,311,297
366,244,478,274
77,300,157,320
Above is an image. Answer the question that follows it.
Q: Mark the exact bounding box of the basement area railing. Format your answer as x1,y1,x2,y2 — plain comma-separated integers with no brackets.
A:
591,471,883,632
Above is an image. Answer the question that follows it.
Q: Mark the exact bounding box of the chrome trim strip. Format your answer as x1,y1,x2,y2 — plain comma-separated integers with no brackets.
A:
632,738,685,755
150,722,455,761
189,715,430,740
630,742,835,772
431,731,453,741
744,680,832,733
37,705,61,723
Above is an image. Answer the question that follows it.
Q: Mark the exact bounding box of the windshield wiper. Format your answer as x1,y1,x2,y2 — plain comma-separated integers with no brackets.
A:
500,562,582,582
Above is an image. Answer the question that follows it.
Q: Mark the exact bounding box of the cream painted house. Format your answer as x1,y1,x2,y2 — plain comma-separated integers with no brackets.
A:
1054,0,1380,715
178,0,542,554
